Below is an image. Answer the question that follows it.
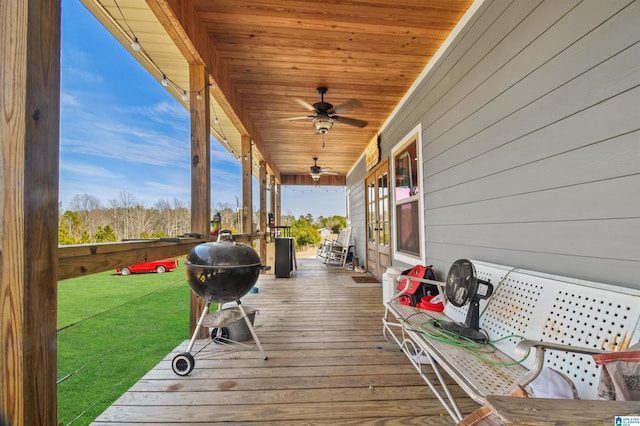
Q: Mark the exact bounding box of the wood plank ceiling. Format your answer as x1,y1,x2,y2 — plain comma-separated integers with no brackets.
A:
82,0,473,185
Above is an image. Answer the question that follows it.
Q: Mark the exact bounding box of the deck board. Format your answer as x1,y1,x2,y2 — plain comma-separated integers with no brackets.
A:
92,258,480,425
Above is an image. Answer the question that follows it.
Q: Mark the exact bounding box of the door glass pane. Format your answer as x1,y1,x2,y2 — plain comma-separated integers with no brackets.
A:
382,192,388,221
381,222,389,246
367,181,375,242
381,173,388,198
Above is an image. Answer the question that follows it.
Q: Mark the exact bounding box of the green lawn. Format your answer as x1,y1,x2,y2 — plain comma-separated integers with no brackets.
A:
57,261,194,426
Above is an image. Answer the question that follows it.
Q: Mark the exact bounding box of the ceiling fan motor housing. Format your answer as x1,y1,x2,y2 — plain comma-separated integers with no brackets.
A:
283,87,367,136
310,156,334,182
313,114,333,134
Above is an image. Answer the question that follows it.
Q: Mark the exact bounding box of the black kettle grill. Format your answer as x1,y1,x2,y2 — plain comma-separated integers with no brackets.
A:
172,239,270,375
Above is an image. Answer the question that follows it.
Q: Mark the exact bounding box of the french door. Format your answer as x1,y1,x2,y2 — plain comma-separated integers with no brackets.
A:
365,159,391,277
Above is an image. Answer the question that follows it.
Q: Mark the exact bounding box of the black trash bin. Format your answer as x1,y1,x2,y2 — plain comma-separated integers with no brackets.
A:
274,237,294,278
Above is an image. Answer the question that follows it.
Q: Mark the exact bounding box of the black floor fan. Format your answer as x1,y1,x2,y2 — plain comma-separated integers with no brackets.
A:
437,259,493,341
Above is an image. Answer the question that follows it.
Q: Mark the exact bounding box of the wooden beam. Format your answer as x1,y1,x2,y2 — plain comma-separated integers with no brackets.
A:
276,182,281,226
154,0,285,178
1,0,60,424
189,64,210,338
280,174,346,186
259,161,267,262
241,135,253,234
145,0,205,65
190,64,211,237
270,174,276,224
57,238,205,281
150,0,246,134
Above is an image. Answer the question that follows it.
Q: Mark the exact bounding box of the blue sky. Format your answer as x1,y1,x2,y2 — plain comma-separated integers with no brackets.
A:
60,0,345,219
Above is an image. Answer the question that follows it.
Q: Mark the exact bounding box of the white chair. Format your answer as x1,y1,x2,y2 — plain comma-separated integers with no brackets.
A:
325,227,352,267
317,228,345,259
316,239,332,259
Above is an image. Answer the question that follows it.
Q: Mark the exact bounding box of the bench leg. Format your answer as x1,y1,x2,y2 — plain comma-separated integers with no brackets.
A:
401,338,464,422
383,312,464,423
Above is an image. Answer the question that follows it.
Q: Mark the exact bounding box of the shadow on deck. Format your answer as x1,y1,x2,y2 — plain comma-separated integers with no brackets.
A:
92,258,479,425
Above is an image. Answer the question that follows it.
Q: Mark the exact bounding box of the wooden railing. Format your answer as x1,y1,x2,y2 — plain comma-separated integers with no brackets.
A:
57,233,267,281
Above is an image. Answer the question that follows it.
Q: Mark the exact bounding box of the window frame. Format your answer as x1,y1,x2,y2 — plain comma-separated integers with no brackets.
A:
391,125,425,265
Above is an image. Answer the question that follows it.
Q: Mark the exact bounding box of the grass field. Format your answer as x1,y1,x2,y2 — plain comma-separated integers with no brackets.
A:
57,261,193,426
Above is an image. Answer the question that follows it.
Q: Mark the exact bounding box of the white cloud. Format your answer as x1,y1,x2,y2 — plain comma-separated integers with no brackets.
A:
64,66,104,84
61,117,191,168
60,159,123,179
61,93,79,107
114,101,190,132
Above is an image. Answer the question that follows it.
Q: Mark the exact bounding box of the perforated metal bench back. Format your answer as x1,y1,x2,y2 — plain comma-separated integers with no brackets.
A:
444,260,640,399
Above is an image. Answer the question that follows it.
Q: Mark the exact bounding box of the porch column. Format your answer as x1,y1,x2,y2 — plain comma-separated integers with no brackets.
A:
270,174,276,224
189,64,210,337
1,1,61,424
276,182,282,225
259,161,267,261
241,135,253,234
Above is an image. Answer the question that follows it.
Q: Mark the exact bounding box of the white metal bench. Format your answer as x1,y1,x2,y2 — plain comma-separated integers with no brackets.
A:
383,259,640,423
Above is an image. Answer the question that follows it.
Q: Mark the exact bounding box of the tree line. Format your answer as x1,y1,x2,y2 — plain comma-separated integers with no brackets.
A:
59,192,346,247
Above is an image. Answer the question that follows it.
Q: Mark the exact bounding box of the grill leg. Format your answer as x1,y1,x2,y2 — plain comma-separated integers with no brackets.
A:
186,298,212,354
236,299,268,360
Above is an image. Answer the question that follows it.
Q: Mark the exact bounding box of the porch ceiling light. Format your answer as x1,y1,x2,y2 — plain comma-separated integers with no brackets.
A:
131,37,141,52
313,114,334,134
311,172,321,182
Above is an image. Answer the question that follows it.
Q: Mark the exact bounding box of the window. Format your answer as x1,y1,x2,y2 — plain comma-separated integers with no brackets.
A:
392,127,424,263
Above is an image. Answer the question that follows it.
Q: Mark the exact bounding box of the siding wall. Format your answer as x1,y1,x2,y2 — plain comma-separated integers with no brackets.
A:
347,0,640,288
346,155,368,267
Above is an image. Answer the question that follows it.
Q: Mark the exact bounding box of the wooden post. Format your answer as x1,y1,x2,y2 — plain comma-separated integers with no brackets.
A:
1,1,61,424
276,182,282,225
189,64,210,338
270,174,276,224
241,135,252,234
259,161,267,262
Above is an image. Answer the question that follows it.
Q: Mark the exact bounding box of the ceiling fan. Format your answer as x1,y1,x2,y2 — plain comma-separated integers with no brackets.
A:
310,157,337,183
282,87,368,134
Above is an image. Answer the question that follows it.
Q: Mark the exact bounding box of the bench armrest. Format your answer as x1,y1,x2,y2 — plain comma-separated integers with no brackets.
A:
388,275,446,302
513,340,608,389
514,339,608,358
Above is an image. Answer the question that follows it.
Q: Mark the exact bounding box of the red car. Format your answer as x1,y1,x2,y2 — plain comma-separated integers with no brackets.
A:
117,259,179,275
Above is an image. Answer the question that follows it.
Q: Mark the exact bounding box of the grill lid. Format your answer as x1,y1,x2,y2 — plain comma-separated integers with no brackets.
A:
186,240,261,269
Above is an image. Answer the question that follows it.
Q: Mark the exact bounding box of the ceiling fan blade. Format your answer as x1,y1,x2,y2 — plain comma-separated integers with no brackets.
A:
294,97,317,112
280,115,313,121
334,115,368,128
331,99,362,114
321,171,338,175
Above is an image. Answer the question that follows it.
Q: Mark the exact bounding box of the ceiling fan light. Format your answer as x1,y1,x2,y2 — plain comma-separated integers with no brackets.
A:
313,115,334,134
311,172,321,182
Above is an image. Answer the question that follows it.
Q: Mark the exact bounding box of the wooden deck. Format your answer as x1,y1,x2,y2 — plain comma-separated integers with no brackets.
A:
92,258,480,425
